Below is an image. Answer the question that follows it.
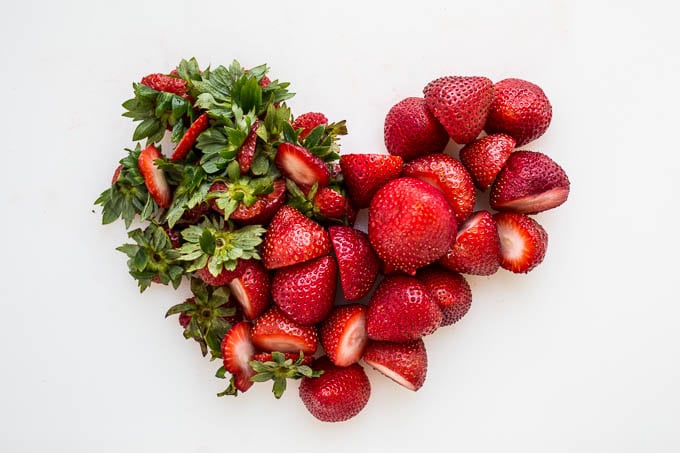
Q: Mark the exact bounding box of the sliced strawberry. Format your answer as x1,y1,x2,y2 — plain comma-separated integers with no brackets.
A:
228,260,271,321
339,153,403,208
261,206,331,270
402,153,476,225
231,178,286,225
459,133,515,191
252,351,313,367
320,305,368,367
490,151,570,214
221,322,256,392
271,256,337,326
384,97,449,161
170,113,209,161
439,211,501,276
236,120,259,173
418,266,472,326
494,212,548,273
251,307,318,355
292,112,328,140
140,73,188,96
362,339,427,391
137,144,171,208
275,142,330,192
329,226,379,301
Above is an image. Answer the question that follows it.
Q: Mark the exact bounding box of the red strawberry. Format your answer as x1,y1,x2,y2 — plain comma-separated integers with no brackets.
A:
490,151,570,214
111,164,122,184
366,275,443,342
299,356,371,422
140,73,188,96
221,322,256,392
170,113,209,161
195,260,241,286
178,312,192,329
236,120,259,173
494,212,548,273
259,75,271,88
485,78,552,146
368,177,457,275
312,187,349,220
418,266,472,326
439,210,501,276
228,259,271,321
459,133,516,191
177,202,211,226
402,153,476,225
328,226,379,301
363,339,427,391
319,304,368,367
292,112,328,140
137,144,171,208
271,256,337,326
423,76,493,144
275,142,330,192
339,154,403,208
252,351,313,366
251,307,318,355
261,206,331,270
384,97,449,161
231,178,286,225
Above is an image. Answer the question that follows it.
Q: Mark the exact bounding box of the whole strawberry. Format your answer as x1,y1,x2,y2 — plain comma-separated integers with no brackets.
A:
459,133,516,191
292,112,329,139
418,266,472,326
384,97,449,161
368,177,457,275
485,78,552,146
340,153,403,209
328,226,379,301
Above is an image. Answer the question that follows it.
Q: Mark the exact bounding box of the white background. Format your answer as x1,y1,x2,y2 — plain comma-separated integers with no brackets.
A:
1,0,679,451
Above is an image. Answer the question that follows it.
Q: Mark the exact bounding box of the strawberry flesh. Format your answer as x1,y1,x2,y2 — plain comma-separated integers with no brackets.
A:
251,307,318,355
494,212,548,273
275,142,330,192
363,339,427,391
171,113,209,161
320,304,368,367
228,260,271,321
221,322,256,392
137,144,171,208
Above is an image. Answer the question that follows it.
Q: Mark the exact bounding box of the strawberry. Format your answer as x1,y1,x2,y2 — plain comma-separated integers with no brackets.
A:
299,356,371,422
231,178,286,225
236,120,259,173
312,187,348,220
402,153,476,225
285,181,354,225
368,177,457,275
339,154,403,208
252,351,313,367
319,304,368,367
271,256,337,326
251,307,319,355
438,210,501,276
140,73,188,96
176,202,211,226
362,339,427,391
459,133,516,191
490,150,570,214
228,259,271,321
261,206,331,270
485,78,552,146
111,164,123,184
195,260,241,286
248,350,322,399
366,275,443,342
494,212,548,273
292,112,328,140
274,142,330,192
137,144,171,208
384,97,449,161
328,226,379,301
418,266,472,326
170,113,209,161
423,76,493,144
221,322,256,392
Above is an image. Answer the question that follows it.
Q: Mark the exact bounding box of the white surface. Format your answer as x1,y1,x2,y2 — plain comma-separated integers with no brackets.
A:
1,0,679,451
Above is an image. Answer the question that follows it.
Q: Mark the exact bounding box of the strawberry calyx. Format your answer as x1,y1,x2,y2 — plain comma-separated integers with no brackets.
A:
285,180,351,225
207,162,275,220
249,351,323,399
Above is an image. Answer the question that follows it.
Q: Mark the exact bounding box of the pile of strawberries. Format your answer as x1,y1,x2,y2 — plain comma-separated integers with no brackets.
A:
96,59,569,423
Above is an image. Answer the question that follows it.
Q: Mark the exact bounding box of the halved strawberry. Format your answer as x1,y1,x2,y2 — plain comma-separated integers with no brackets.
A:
221,322,256,392
438,211,501,276
402,153,476,225
292,112,328,140
170,113,209,161
251,307,319,355
261,206,331,270
490,150,570,214
329,226,379,301
384,97,449,161
236,120,259,173
274,142,330,192
362,339,427,391
423,76,493,144
228,259,271,321
418,266,472,326
140,73,187,96
494,212,548,273
320,304,368,367
137,144,171,208
459,133,515,191
339,154,403,208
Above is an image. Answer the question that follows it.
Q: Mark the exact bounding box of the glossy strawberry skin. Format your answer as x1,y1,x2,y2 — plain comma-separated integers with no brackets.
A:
236,120,259,173
418,266,472,326
171,113,209,161
485,78,552,146
328,226,380,301
313,187,348,220
402,153,476,225
423,76,493,144
271,256,337,326
137,144,171,208
250,307,319,355
319,304,368,367
140,73,188,96
439,211,501,276
368,177,457,276
384,97,449,161
275,142,330,192
299,357,371,423
363,339,427,391
339,154,403,209
494,212,549,273
459,133,516,191
292,112,328,139
231,178,286,225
